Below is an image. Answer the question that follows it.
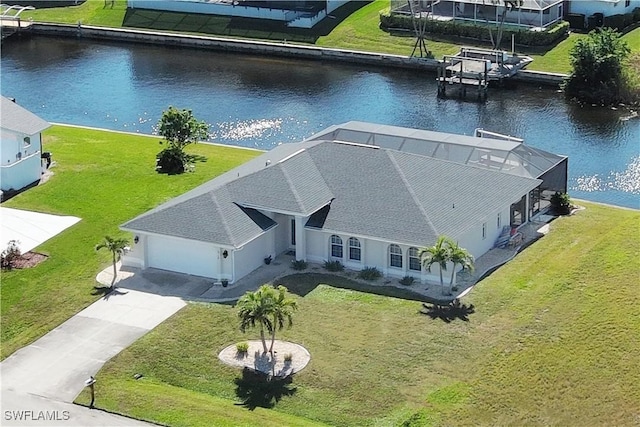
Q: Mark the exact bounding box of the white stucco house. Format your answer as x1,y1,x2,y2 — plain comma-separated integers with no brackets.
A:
1,97,51,196
568,0,639,18
127,0,351,28
121,122,567,285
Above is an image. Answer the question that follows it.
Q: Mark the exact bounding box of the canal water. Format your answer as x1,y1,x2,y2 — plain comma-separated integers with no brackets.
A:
1,35,638,209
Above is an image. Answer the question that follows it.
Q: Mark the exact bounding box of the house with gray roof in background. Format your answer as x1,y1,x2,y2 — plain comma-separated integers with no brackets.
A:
1,96,51,198
121,122,567,285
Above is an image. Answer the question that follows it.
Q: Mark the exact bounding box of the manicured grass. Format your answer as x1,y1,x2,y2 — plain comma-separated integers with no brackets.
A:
20,0,127,27
76,202,640,426
0,125,260,360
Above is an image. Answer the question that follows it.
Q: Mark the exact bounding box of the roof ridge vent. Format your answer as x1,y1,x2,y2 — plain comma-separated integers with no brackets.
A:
278,148,306,164
474,128,524,143
333,140,379,149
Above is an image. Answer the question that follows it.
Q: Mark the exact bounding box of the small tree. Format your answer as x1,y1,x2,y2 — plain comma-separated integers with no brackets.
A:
563,28,632,105
156,106,209,174
1,240,21,270
95,235,129,289
550,192,572,215
237,285,275,354
447,241,474,293
237,284,297,356
420,236,452,295
267,285,298,355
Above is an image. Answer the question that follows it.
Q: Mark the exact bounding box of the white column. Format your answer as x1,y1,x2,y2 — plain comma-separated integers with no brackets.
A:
295,216,306,261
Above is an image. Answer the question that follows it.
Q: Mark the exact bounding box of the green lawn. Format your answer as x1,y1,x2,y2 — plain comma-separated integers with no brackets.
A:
20,0,640,74
75,202,640,426
0,126,260,360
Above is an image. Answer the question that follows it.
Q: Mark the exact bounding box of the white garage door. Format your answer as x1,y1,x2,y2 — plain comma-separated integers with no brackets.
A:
147,235,218,279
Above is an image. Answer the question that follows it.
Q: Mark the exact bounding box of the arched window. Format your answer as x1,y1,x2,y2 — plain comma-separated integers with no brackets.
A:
408,247,421,271
330,235,343,259
348,237,361,261
23,137,31,147
389,244,402,268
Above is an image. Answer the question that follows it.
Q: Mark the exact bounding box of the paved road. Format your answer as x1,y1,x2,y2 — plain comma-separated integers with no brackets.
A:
1,289,186,426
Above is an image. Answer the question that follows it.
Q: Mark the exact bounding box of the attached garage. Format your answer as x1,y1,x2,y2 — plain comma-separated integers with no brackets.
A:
146,235,218,279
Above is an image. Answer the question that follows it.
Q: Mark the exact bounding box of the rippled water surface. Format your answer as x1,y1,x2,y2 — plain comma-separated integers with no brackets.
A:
2,36,638,208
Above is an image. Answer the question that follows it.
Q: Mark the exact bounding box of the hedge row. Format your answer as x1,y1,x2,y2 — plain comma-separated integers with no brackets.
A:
602,8,640,31
380,12,570,47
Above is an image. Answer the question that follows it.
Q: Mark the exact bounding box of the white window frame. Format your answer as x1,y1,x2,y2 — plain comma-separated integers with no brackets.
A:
389,244,403,268
408,247,421,271
330,235,343,259
348,237,361,261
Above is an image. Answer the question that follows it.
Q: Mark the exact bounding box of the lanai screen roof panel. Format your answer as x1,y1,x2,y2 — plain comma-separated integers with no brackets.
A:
307,121,565,180
444,0,562,10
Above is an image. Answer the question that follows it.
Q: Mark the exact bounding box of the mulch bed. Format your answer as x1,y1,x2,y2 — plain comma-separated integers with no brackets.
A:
5,252,48,269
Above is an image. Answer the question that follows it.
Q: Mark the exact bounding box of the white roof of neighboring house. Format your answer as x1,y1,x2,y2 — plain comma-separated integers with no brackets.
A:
1,96,50,135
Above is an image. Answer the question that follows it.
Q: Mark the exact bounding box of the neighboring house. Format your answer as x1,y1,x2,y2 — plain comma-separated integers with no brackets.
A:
0,96,50,196
127,0,351,28
567,0,639,17
395,0,564,29
121,121,567,284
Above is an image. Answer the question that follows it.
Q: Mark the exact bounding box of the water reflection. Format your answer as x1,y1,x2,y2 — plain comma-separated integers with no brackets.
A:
1,35,639,208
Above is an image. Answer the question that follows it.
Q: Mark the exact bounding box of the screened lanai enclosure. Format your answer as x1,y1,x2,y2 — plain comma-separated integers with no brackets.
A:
392,0,564,29
309,122,568,227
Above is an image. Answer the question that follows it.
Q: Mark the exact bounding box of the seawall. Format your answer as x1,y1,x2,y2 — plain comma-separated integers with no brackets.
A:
29,23,567,86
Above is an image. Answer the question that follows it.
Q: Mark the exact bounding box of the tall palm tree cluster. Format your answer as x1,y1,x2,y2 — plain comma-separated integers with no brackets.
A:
236,284,298,356
420,236,475,295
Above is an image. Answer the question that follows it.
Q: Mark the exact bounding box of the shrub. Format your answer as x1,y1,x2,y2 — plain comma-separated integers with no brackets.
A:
563,27,632,105
236,342,249,353
399,275,415,286
324,260,344,272
1,240,21,270
550,192,572,215
380,11,569,47
156,147,188,175
358,266,382,281
291,259,308,270
284,353,293,362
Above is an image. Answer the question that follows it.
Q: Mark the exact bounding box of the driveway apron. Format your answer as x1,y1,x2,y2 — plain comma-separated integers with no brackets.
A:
1,289,185,425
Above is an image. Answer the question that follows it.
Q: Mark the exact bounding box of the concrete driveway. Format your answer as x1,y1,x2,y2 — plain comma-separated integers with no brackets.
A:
1,289,185,426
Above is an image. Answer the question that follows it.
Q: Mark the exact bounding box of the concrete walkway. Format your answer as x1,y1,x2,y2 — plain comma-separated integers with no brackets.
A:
100,215,552,306
1,289,185,426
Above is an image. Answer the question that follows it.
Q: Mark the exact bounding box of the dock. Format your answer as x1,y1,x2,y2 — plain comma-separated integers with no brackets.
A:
437,47,534,100
437,56,489,101
1,4,35,41
455,46,533,81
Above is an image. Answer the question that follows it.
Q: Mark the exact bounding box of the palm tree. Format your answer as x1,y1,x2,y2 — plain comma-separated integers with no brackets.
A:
420,236,452,295
268,285,298,355
95,235,129,289
447,241,474,294
237,285,276,354
485,0,523,50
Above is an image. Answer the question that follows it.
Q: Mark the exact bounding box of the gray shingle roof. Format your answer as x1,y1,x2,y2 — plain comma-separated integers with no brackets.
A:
122,186,276,247
228,149,333,215
1,97,50,135
122,123,542,248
